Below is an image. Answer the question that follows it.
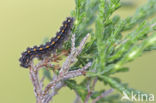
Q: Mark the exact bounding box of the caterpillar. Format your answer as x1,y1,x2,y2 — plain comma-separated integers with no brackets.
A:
19,17,74,68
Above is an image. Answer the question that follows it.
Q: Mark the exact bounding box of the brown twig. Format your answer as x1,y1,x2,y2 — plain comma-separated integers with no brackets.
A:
28,33,91,103
92,89,114,103
43,62,92,96
84,83,92,103
73,91,82,103
29,64,44,103
84,77,98,103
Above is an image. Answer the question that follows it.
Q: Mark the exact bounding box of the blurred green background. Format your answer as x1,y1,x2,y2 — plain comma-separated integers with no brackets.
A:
0,0,155,103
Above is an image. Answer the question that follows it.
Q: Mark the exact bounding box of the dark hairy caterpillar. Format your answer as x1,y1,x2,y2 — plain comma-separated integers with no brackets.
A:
19,17,74,68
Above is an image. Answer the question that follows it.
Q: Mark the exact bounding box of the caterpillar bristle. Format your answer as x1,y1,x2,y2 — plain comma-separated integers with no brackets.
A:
19,17,74,68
